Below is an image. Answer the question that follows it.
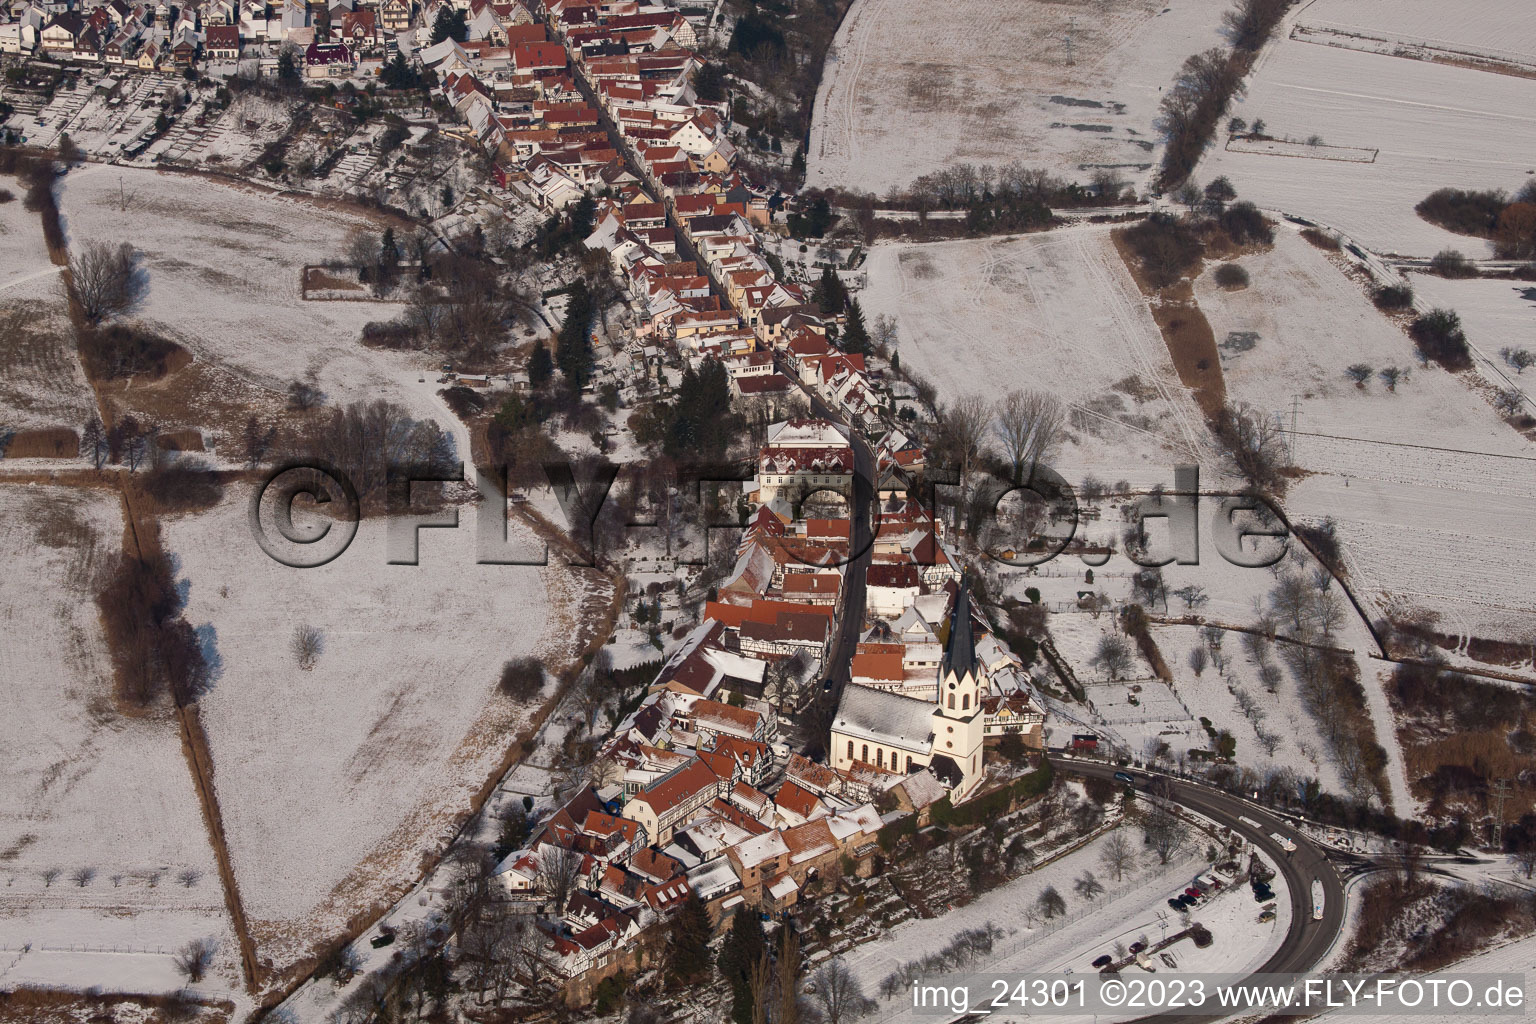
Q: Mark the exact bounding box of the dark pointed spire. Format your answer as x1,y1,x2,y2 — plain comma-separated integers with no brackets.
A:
942,573,975,683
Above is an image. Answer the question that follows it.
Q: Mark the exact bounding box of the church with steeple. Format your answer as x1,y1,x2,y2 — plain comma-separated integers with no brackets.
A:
829,576,989,801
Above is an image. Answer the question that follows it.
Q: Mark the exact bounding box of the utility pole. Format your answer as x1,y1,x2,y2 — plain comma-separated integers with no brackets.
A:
1491,779,1513,849
1288,395,1300,461
1064,17,1076,66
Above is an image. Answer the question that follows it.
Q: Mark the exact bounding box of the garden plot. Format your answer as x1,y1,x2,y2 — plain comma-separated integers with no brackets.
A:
860,229,1223,488
161,485,592,976
0,485,240,998
53,165,432,440
1195,227,1536,642
806,0,1229,195
1294,0,1536,69
1199,34,1536,256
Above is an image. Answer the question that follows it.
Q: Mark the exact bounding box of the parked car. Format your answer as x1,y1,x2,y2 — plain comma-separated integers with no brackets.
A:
1184,887,1202,899
1093,954,1113,968
1113,771,1136,785
1129,941,1147,954
1167,898,1184,911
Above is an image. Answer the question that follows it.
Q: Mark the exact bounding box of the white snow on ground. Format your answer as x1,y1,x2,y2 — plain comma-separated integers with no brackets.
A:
1408,273,1536,413
0,176,59,300
52,165,438,430
848,829,1287,1024
0,485,243,1003
1321,930,1536,1023
1200,7,1536,257
160,486,582,973
1195,227,1536,644
806,0,1228,195
860,227,1221,488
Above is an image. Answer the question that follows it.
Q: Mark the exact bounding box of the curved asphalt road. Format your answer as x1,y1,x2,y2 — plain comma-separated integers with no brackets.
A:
1057,757,1348,1024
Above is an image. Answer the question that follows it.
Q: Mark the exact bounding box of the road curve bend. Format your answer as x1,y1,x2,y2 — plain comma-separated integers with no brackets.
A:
1057,757,1348,1024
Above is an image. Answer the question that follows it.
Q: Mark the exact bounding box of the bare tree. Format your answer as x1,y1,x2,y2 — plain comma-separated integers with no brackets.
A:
1188,645,1208,677
173,936,217,983
940,394,992,484
993,389,1065,483
535,845,582,915
80,414,109,470
177,868,201,888
871,314,898,355
1093,634,1134,680
1099,831,1135,881
1142,807,1187,865
41,867,61,887
1037,885,1066,919
241,415,277,469
811,960,876,1024
68,241,145,325
70,866,96,887
292,624,323,671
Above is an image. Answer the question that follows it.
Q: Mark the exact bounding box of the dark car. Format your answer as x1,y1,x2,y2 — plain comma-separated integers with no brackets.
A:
1129,941,1147,955
1113,771,1136,785
1168,898,1184,911
1093,954,1113,968
1177,894,1196,909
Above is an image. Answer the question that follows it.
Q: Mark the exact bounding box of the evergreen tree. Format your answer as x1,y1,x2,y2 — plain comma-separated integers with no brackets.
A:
814,266,845,315
557,281,595,389
666,891,713,987
430,6,468,44
276,46,299,81
718,911,767,1024
528,341,553,389
842,298,870,355
891,349,900,374
664,357,738,460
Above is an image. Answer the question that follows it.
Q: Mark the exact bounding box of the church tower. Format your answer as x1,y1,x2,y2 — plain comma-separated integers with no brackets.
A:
931,575,987,799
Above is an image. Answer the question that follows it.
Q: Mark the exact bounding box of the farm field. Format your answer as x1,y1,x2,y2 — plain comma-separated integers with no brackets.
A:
160,487,596,977
0,485,242,1001
1195,227,1536,646
52,165,433,444
1198,22,1536,257
805,0,1228,195
860,227,1220,488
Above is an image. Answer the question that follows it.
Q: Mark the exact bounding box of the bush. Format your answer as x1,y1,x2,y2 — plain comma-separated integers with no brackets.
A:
1372,283,1414,310
77,324,184,380
1299,227,1341,250
499,656,544,701
1409,308,1472,370
1428,249,1478,279
1121,213,1203,287
1213,263,1249,288
1415,187,1506,237
1219,201,1273,245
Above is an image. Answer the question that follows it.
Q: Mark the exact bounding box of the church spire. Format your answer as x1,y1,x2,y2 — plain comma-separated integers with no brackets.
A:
942,574,975,682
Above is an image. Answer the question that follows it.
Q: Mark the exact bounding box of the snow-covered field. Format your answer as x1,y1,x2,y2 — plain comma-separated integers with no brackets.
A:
53,165,436,439
160,486,591,975
0,176,59,300
0,485,241,1000
805,0,1228,195
860,228,1219,487
1200,14,1536,257
1195,227,1536,643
